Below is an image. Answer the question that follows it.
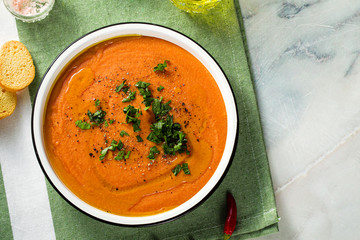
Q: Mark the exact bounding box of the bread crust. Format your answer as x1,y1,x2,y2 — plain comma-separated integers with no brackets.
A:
0,40,35,92
0,86,17,119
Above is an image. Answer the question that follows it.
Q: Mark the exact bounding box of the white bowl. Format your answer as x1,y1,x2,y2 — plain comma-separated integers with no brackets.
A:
32,23,238,226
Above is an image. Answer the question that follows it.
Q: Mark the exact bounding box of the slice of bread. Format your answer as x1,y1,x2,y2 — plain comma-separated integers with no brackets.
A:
0,40,35,92
0,86,17,119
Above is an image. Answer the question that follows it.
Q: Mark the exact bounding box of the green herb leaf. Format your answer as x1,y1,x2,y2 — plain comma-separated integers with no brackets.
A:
115,80,129,93
123,105,142,132
122,90,136,103
172,164,182,176
75,120,91,130
132,120,141,132
136,135,143,142
172,163,191,176
110,139,124,150
95,99,100,107
135,81,151,89
120,130,129,137
115,85,122,93
181,163,191,175
157,86,164,91
135,81,153,107
147,146,160,160
109,119,115,124
152,97,172,120
87,109,106,124
143,97,154,107
104,120,109,127
124,151,131,159
122,91,136,102
99,140,124,160
154,60,168,72
99,149,108,160
114,150,125,161
146,132,161,144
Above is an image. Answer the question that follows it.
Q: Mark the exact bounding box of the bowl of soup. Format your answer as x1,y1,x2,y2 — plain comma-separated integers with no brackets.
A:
32,23,237,225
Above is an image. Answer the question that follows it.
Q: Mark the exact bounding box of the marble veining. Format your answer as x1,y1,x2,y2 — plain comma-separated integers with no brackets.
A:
344,51,360,77
282,41,333,63
277,1,320,19
240,0,360,239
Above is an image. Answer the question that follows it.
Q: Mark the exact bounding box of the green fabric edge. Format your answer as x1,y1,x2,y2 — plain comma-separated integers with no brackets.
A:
234,0,280,228
0,165,14,240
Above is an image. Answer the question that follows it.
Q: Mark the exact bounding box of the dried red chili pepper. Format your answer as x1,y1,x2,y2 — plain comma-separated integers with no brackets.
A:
224,192,237,240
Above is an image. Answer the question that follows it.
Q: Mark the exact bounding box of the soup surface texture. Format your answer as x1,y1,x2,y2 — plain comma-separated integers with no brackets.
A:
44,36,227,216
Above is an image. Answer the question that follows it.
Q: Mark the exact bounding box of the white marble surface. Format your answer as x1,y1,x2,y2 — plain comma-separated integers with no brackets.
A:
1,0,360,239
239,0,360,239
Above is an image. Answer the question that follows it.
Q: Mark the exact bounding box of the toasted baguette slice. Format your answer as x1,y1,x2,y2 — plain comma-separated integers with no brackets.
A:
0,86,17,119
0,40,35,92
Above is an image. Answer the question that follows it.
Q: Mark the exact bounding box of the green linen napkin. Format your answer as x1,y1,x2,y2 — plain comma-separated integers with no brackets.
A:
16,0,279,239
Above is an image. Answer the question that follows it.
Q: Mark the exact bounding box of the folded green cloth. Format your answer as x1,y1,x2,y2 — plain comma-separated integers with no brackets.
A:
16,0,278,239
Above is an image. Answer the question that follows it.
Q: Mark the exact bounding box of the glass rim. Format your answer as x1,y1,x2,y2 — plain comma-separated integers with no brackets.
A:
3,0,55,22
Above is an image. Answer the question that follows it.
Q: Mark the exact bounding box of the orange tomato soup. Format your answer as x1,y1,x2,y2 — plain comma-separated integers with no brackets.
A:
44,36,227,216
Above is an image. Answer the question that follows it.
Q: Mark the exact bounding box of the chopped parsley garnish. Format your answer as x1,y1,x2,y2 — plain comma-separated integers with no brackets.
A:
172,164,182,176
136,135,143,142
120,130,129,137
157,86,164,91
115,80,129,93
154,60,168,72
147,146,160,160
124,151,131,159
109,119,115,124
135,81,151,89
152,97,172,121
104,120,109,127
135,81,153,107
75,100,106,129
123,105,142,132
181,163,191,175
75,120,91,130
87,109,106,125
147,115,189,155
122,90,136,103
172,163,191,176
115,150,125,160
94,99,100,107
99,140,124,160
114,149,130,161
